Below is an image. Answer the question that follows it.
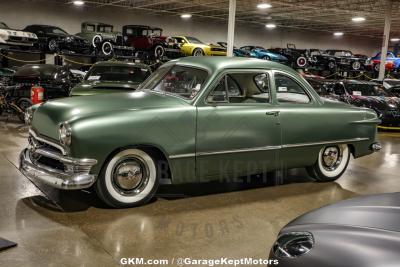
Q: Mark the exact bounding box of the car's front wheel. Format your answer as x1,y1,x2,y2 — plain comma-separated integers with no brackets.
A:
192,48,204,56
48,39,58,52
102,41,114,56
154,45,165,59
95,148,159,208
306,144,350,182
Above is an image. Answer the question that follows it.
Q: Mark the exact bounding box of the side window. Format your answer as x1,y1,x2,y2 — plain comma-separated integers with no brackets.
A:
208,72,271,104
333,83,345,95
275,73,311,104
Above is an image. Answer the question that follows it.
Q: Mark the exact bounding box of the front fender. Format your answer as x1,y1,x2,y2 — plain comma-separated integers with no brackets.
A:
69,106,197,181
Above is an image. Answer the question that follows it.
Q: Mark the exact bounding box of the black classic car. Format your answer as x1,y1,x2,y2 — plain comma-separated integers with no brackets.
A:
12,64,82,108
324,49,366,71
302,75,340,101
269,45,308,68
328,80,400,126
122,25,181,59
270,193,400,267
23,24,91,54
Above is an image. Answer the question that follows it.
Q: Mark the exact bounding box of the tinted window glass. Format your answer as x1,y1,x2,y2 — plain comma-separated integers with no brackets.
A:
275,74,310,104
85,65,151,83
346,84,388,96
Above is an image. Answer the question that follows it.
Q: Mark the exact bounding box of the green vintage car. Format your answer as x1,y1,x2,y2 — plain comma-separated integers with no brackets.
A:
20,57,381,208
70,61,151,96
75,22,132,56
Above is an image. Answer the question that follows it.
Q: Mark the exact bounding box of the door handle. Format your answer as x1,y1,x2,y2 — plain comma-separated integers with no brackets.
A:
266,111,280,116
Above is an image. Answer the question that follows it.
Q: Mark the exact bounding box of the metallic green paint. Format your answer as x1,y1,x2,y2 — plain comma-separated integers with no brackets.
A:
28,57,380,185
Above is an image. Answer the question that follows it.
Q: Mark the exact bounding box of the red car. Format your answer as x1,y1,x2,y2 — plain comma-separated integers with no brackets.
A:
122,25,182,59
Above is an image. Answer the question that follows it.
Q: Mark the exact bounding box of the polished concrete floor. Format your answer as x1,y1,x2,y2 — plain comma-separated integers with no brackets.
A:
0,117,399,266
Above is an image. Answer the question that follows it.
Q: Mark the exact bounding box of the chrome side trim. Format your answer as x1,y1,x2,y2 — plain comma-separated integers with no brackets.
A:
196,145,281,157
169,153,196,159
29,128,66,155
168,137,370,159
281,137,370,149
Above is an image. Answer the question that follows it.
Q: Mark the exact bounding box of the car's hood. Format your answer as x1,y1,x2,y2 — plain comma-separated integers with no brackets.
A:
70,80,140,96
32,90,189,140
348,95,400,110
0,28,37,39
286,193,400,233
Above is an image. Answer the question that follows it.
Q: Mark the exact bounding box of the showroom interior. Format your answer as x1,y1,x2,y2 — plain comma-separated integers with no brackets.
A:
1,0,400,266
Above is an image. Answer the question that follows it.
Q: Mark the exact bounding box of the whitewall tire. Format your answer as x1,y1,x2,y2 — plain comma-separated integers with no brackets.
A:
102,41,114,56
95,149,159,208
306,144,350,182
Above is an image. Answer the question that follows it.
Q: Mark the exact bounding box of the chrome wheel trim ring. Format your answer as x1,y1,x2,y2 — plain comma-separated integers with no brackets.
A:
111,156,149,196
321,146,342,171
104,149,157,203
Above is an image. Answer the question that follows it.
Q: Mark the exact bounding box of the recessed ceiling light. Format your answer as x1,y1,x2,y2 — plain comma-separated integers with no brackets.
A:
334,32,344,36
265,23,276,29
391,38,400,42
73,0,85,6
181,14,192,19
352,17,366,22
257,3,272,9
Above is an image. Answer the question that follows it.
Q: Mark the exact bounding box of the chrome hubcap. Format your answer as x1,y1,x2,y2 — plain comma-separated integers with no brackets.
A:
322,146,343,171
112,157,149,196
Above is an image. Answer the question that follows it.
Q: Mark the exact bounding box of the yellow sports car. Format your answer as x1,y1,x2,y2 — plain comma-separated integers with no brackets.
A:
173,36,226,57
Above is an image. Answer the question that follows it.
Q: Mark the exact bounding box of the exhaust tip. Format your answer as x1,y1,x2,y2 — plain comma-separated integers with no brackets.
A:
371,142,382,152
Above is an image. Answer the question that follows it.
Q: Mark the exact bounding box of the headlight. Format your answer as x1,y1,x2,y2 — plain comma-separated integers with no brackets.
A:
59,122,72,146
388,103,397,109
66,36,73,42
272,232,314,259
24,107,34,125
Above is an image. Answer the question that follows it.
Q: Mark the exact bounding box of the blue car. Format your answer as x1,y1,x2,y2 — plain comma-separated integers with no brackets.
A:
216,42,252,57
367,51,400,72
240,45,288,64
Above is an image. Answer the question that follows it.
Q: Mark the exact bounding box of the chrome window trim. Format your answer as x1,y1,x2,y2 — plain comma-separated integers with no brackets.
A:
29,128,66,155
168,137,370,159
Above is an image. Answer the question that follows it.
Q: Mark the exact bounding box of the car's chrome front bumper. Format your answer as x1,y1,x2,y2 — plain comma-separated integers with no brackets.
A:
19,147,98,190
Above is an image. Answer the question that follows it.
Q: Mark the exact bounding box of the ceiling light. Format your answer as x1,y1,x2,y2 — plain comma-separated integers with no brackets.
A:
181,14,192,19
73,0,85,6
352,17,366,22
390,38,400,42
257,3,272,9
334,32,344,36
265,23,276,29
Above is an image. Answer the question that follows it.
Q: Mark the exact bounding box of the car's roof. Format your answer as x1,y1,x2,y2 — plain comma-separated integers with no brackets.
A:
93,61,150,69
82,21,113,26
123,25,162,30
164,56,295,74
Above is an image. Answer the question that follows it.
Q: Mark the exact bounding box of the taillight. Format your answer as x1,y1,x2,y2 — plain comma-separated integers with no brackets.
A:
31,86,44,104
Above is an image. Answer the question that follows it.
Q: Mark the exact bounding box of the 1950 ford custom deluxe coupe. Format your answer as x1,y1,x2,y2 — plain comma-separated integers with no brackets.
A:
20,57,381,208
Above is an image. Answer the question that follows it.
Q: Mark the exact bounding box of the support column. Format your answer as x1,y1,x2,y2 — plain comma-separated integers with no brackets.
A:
378,0,392,80
226,0,236,57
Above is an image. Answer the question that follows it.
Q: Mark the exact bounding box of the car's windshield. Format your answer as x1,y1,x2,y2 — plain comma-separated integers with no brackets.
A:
85,65,151,83
186,37,204,44
0,22,9,29
46,27,68,35
138,65,208,100
346,84,388,96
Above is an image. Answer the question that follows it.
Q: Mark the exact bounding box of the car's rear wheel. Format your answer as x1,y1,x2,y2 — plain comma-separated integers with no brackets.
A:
262,55,271,61
306,144,350,182
328,61,337,71
192,48,204,56
95,148,159,208
92,35,102,48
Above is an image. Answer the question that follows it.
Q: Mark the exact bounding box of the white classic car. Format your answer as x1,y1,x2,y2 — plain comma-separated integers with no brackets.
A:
0,22,38,49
